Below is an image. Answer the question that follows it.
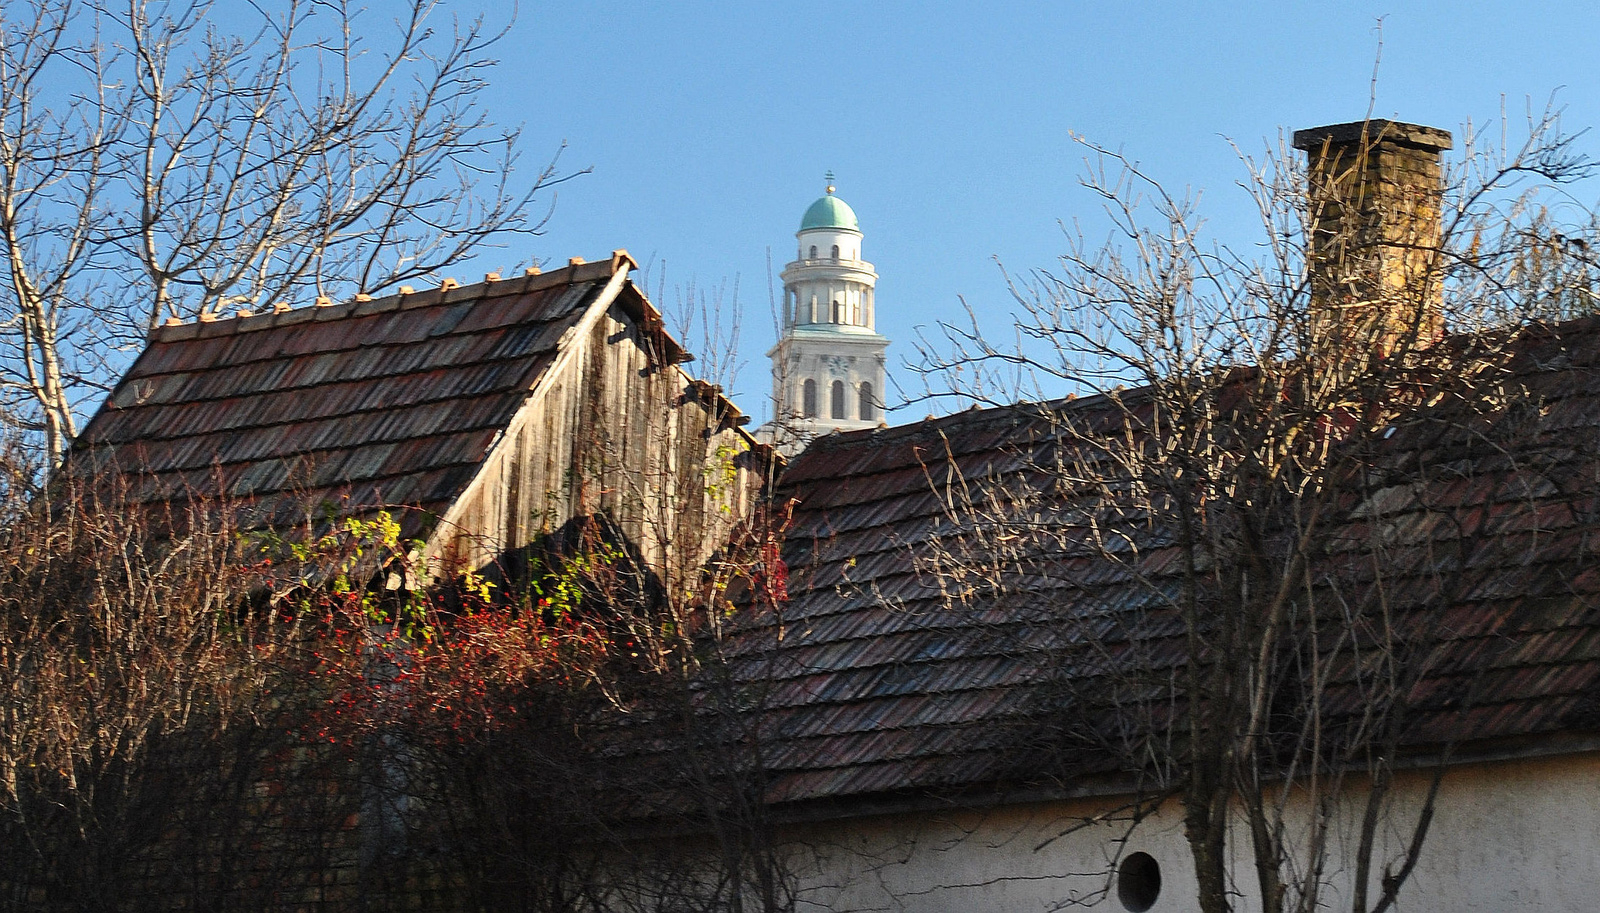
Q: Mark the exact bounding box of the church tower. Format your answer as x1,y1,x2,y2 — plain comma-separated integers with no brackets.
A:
759,177,889,454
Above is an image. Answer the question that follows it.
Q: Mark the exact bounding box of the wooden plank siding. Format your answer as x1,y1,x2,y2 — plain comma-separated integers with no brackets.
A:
431,283,770,589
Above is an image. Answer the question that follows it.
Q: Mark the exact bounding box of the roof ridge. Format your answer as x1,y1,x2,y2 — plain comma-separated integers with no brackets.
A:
149,251,638,343
808,313,1600,460
798,400,1060,455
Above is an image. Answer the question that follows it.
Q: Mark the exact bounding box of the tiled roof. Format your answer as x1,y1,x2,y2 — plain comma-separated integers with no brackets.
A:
71,254,641,542
732,315,1600,808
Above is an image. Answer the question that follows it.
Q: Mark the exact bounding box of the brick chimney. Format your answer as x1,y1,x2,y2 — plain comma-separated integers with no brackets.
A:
1293,120,1452,351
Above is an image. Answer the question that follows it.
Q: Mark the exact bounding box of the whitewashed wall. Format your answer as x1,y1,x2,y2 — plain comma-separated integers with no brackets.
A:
777,751,1600,913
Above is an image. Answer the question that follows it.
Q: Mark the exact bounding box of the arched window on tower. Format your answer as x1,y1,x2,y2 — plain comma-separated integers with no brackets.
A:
809,245,817,259
802,379,817,418
831,380,846,419
831,244,840,259
859,382,874,421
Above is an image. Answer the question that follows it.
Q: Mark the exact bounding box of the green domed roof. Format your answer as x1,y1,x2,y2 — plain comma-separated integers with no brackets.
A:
800,193,860,232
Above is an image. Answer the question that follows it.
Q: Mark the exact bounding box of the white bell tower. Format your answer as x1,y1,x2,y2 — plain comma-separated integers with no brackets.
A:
758,176,889,455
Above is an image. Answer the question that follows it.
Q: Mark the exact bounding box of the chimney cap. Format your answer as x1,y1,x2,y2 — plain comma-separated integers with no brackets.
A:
1292,119,1453,154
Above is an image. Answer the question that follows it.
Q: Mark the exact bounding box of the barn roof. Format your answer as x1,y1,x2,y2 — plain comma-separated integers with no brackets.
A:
70,251,711,544
730,314,1600,810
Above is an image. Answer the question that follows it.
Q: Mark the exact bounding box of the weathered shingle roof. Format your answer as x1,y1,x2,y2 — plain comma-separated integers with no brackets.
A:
72,253,645,542
728,407,1060,806
732,315,1600,809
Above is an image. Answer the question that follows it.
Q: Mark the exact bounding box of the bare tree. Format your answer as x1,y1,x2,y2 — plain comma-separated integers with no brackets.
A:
0,0,571,461
915,111,1595,913
0,467,346,912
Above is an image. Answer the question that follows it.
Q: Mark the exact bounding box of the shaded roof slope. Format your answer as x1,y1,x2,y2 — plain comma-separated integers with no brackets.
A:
730,406,1060,806
72,253,652,542
732,315,1600,809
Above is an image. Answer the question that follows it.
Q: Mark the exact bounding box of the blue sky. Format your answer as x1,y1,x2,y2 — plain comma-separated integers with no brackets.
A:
444,1,1600,423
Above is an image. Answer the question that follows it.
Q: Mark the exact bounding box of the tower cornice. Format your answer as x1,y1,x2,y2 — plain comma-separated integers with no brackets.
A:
780,261,879,284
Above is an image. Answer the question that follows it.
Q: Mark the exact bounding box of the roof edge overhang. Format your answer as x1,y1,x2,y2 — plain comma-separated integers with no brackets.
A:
604,280,769,452
599,728,1600,843
772,728,1600,827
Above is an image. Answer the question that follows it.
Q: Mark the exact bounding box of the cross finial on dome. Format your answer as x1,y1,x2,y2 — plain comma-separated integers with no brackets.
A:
825,170,835,194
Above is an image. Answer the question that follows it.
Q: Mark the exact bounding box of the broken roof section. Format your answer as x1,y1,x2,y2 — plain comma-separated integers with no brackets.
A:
71,251,759,569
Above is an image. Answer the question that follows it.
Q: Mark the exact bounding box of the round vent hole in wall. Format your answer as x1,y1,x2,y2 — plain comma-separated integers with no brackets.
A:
1118,852,1161,911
